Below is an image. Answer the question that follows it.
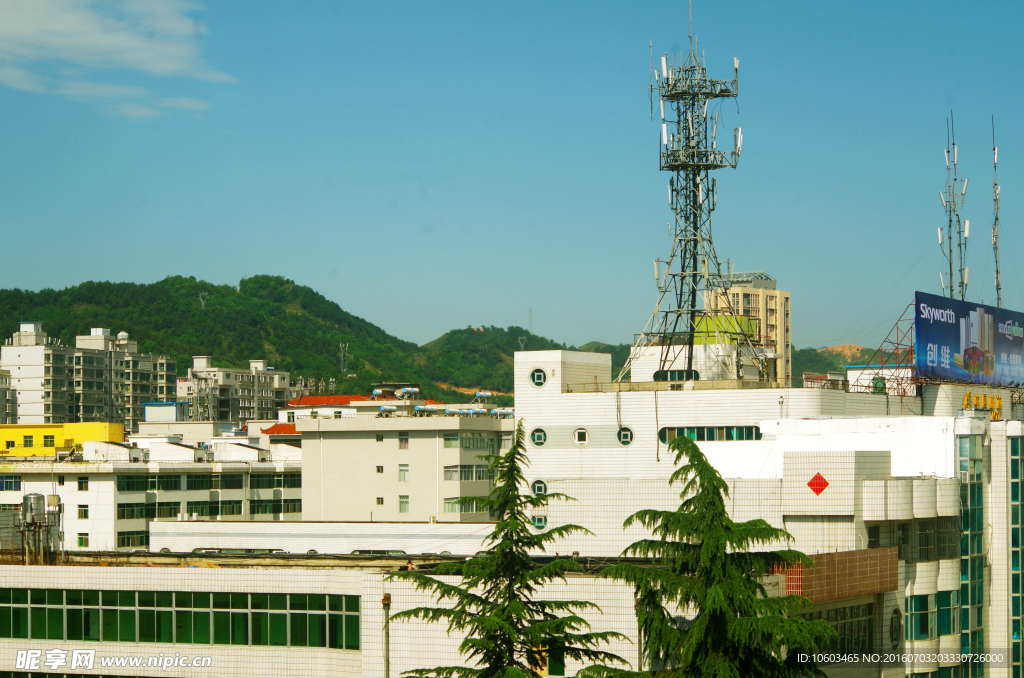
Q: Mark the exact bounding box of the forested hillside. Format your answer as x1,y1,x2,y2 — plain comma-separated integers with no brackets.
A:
0,276,628,404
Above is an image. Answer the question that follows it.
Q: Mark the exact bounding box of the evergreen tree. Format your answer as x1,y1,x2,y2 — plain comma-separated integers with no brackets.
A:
389,420,626,678
600,435,834,678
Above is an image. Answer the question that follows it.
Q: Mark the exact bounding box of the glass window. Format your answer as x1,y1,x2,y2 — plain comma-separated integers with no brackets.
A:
573,429,588,444
617,427,633,445
531,429,547,446
532,516,548,530
399,496,409,514
532,480,547,496
443,433,458,448
530,369,547,387
398,464,409,482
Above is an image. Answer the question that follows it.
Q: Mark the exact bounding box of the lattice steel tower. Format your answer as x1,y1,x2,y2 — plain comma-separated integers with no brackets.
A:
619,15,761,380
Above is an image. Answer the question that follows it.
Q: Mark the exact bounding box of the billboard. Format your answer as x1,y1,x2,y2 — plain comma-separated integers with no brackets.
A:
915,290,1024,386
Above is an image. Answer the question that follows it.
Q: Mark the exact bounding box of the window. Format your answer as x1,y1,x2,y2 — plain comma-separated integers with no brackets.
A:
398,464,409,482
867,525,880,548
250,500,283,515
531,429,547,447
531,516,548,530
152,475,181,491
399,432,409,450
399,496,409,514
57,475,64,486
282,499,301,514
251,474,301,489
212,474,244,489
187,501,211,517
659,426,763,443
118,530,149,548
287,412,295,423
375,497,384,506
376,466,383,474
116,503,148,520
906,594,935,641
443,433,458,448
116,475,146,492
4,441,12,449
187,475,212,490
653,369,699,381
530,368,547,387
43,436,54,448
375,434,384,443
531,480,547,496
444,498,478,514
617,427,634,445
214,500,243,516
0,475,21,491
154,502,180,518
77,533,89,548
77,477,89,491
573,429,588,445
77,505,89,520
22,436,32,448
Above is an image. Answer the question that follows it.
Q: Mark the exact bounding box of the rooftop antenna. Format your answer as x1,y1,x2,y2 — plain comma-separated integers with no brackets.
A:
618,5,761,382
339,343,348,375
198,292,209,310
992,115,1002,308
938,113,970,301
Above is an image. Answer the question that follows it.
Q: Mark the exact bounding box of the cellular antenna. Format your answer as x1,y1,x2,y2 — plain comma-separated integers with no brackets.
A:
993,115,1002,308
938,113,970,301
618,6,766,383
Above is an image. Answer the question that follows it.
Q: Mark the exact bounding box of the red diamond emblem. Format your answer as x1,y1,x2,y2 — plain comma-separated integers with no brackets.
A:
807,473,829,496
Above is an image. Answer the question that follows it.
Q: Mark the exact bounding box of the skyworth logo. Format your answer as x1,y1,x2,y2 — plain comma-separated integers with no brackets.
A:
919,303,956,324
1000,320,1024,340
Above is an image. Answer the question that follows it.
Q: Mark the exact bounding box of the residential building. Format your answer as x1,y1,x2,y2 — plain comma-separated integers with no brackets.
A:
298,408,514,523
0,440,301,551
0,323,177,432
705,271,792,380
177,356,291,425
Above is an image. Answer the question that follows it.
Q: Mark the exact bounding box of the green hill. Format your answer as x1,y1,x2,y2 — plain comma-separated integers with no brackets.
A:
0,275,629,405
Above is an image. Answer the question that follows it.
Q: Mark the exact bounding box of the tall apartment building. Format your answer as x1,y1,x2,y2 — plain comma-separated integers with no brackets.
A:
177,356,291,425
0,323,176,432
706,271,792,380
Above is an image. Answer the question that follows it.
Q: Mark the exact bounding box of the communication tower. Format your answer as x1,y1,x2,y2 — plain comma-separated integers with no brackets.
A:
992,117,1002,308
618,6,763,381
938,113,970,301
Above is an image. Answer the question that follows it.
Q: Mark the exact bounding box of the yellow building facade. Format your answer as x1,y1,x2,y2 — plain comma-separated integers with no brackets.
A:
0,422,124,456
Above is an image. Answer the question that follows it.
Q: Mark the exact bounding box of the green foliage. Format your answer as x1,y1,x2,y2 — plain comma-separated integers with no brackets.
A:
599,436,834,678
422,328,630,394
0,276,625,405
389,421,627,678
790,347,843,378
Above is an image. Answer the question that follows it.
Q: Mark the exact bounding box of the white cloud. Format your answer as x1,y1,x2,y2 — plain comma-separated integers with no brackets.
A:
0,0,232,116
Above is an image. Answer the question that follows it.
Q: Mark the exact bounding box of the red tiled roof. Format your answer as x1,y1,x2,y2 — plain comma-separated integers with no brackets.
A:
286,395,372,407
260,423,298,436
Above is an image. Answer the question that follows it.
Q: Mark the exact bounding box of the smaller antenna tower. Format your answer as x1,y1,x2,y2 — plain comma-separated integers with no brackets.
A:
992,116,1002,308
339,343,348,375
938,113,970,300
528,309,533,334
198,292,209,310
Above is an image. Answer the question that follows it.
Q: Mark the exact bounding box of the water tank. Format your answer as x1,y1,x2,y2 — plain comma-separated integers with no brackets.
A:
21,494,45,523
117,331,129,340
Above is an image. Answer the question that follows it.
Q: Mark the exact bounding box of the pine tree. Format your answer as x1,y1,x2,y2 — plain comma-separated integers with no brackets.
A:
599,435,834,678
389,420,627,678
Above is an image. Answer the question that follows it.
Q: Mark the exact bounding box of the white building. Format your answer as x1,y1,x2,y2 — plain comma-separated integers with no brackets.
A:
177,356,291,425
0,440,301,552
1,323,176,431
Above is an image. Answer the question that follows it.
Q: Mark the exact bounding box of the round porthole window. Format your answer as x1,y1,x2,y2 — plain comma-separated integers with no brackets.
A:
532,516,548,530
531,428,547,446
531,480,547,495
573,428,589,445
530,368,547,387
618,427,634,445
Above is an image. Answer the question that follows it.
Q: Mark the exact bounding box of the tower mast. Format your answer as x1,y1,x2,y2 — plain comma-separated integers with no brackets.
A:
939,114,970,301
993,116,1002,308
618,6,762,382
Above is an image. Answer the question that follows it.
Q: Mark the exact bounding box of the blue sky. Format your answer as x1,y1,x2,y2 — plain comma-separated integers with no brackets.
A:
0,1,1021,350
